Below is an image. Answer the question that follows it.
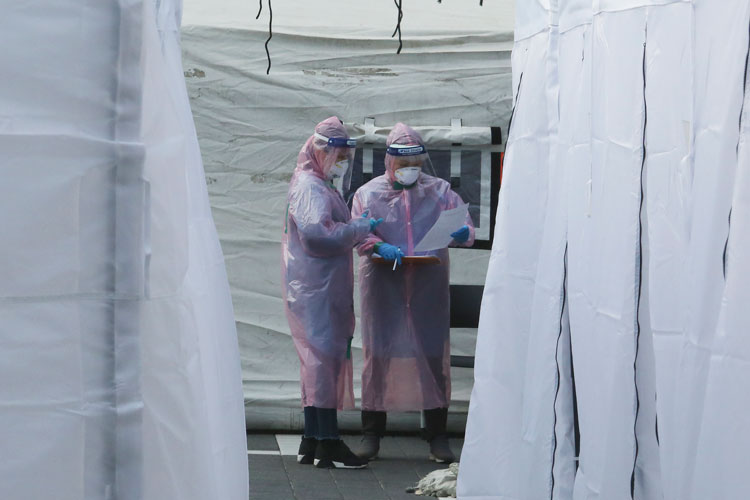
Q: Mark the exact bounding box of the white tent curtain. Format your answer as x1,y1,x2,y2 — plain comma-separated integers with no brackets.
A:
459,1,750,499
0,1,247,499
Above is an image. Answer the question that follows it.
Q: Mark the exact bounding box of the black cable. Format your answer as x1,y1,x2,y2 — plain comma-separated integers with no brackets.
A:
571,323,580,469
631,35,648,500
739,20,750,139
655,399,660,446
506,73,523,140
254,0,273,74
391,0,401,37
392,0,403,54
727,20,750,278
723,210,731,279
264,0,273,75
549,244,568,500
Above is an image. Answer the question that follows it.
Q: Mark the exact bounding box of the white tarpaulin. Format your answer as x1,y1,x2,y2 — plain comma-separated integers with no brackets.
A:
180,0,516,428
459,1,750,499
0,1,248,499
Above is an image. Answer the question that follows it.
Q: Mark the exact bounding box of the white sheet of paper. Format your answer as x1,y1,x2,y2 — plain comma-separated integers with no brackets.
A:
414,203,469,252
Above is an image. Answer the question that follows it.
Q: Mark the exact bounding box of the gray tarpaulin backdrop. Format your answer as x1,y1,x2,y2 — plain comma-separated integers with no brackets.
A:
180,0,515,430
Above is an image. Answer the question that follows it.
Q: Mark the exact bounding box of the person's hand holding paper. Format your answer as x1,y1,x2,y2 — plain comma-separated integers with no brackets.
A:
414,203,470,252
450,225,471,244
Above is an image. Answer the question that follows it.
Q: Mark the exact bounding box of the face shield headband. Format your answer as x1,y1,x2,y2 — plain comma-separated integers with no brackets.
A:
385,144,426,156
314,132,357,149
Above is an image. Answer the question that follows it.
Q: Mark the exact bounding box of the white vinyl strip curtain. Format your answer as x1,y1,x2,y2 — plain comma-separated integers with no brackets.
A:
458,1,750,499
0,1,248,499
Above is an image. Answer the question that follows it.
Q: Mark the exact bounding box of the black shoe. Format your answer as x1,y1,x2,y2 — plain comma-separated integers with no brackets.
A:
355,434,380,460
428,434,456,463
297,437,317,465
314,439,369,469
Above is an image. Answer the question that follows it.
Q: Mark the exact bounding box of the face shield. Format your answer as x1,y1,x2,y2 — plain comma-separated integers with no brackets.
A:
385,143,436,186
314,132,357,194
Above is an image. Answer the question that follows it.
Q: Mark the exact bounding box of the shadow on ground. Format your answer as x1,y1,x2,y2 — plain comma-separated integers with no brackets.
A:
247,433,464,500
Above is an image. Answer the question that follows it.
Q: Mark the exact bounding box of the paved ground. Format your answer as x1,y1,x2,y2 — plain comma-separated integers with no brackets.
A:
247,433,464,500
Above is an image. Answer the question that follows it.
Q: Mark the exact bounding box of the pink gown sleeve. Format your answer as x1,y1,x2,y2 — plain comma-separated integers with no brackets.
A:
290,181,370,257
351,190,383,256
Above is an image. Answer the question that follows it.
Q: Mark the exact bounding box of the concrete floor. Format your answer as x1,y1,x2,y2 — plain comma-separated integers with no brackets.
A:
247,433,464,500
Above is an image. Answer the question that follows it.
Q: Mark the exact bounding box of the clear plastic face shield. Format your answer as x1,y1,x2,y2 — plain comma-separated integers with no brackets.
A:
385,143,436,186
314,132,357,194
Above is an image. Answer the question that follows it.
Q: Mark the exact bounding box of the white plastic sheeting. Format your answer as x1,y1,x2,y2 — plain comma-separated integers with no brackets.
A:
459,1,750,499
0,1,248,499
180,0,515,427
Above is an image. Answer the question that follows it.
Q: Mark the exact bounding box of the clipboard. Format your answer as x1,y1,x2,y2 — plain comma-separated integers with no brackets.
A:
371,255,441,266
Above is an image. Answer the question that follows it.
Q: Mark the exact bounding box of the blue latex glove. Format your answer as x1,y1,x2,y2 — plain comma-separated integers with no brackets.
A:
361,210,383,232
451,225,470,244
375,243,403,265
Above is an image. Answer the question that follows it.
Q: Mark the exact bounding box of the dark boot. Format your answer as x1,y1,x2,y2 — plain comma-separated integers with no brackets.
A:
423,407,455,463
357,411,387,460
357,434,380,460
314,439,368,469
297,437,317,465
428,434,455,463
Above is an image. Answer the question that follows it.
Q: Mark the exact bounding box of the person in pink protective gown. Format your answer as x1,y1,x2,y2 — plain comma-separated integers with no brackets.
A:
282,117,383,469
351,123,475,463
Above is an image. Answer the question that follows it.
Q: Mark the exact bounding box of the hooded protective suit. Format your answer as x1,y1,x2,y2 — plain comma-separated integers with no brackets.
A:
282,117,370,410
351,123,475,412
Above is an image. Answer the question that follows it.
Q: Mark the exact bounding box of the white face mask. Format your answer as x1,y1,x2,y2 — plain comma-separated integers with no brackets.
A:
394,166,421,186
328,159,349,179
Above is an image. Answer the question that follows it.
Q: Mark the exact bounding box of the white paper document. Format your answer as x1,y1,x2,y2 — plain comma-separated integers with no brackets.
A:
414,203,469,252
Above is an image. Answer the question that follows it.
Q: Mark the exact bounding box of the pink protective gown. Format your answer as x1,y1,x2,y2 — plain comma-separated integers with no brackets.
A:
282,117,371,410
351,124,475,412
